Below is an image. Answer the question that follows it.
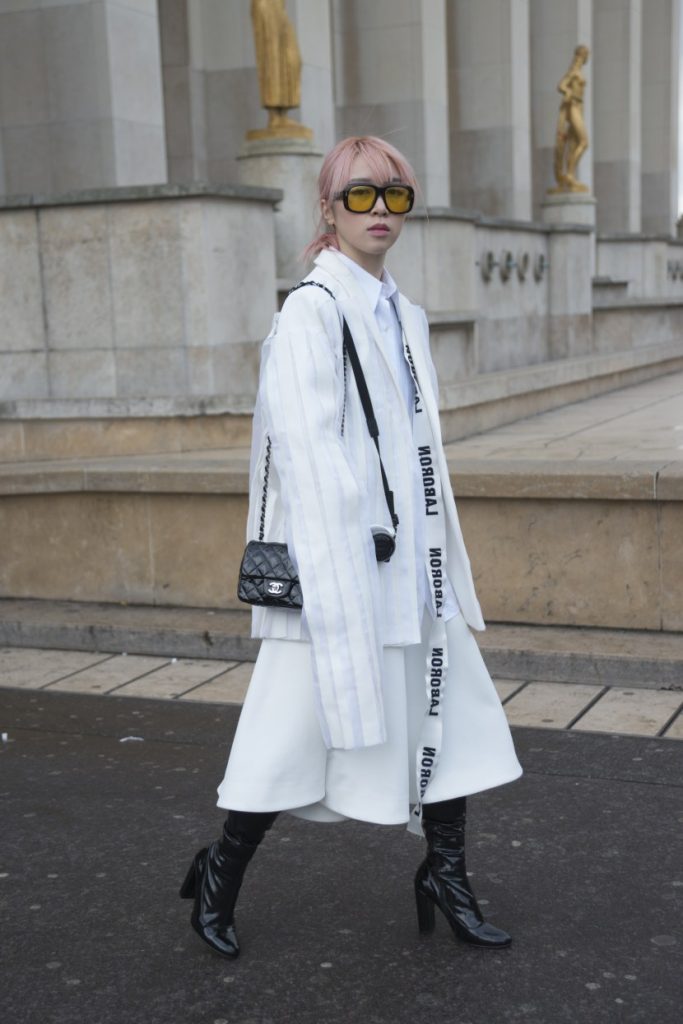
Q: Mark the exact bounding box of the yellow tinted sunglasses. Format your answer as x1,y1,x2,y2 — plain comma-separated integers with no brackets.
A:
334,183,415,214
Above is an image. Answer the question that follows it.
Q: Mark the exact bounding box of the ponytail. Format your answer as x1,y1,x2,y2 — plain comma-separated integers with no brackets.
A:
301,226,340,265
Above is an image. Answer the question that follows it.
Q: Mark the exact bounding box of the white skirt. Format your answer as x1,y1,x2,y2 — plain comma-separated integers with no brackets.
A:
217,612,522,825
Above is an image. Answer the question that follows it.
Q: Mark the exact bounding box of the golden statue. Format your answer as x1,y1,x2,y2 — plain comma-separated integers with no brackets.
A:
248,0,312,141
549,45,590,193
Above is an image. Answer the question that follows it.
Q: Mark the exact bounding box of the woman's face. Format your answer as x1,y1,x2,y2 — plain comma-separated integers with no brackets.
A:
322,154,409,277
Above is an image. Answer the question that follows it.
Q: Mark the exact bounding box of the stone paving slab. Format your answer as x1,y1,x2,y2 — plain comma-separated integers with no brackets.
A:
43,653,171,694
180,662,253,704
493,679,525,702
500,681,605,729
0,645,113,688
1,688,681,1024
113,659,238,700
571,687,683,737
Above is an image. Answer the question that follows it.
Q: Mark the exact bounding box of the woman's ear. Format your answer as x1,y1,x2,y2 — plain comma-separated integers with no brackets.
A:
321,198,334,228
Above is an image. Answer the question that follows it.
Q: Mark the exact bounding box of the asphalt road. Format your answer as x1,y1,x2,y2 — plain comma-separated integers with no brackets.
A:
2,688,681,1024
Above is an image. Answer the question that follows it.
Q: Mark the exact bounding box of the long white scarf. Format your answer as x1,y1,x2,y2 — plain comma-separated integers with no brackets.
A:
398,327,450,837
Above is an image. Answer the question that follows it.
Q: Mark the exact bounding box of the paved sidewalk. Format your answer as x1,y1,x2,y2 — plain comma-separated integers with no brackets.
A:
445,369,683,464
1,644,682,740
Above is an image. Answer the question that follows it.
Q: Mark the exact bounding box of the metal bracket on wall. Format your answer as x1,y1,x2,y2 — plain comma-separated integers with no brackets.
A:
477,250,498,282
533,253,548,281
499,250,515,282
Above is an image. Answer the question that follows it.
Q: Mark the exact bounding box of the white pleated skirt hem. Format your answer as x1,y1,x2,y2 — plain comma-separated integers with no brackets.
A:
216,613,522,825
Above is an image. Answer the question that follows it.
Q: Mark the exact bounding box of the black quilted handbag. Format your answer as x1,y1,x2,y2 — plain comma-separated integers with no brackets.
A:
237,540,302,609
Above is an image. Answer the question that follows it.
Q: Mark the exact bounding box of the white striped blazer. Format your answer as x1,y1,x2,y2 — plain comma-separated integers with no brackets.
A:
246,249,485,750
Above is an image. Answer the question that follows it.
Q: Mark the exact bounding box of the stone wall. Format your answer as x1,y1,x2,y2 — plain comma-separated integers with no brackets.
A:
4,187,683,423
0,184,280,406
597,236,683,298
387,210,593,388
1,455,679,631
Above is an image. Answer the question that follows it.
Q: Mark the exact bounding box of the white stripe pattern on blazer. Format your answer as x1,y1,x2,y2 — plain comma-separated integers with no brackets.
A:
247,249,485,751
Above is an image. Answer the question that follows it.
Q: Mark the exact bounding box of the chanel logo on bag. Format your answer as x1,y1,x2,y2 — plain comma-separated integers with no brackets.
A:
267,581,285,595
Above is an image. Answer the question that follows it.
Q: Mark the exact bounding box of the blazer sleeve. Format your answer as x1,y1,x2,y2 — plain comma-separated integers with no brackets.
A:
261,295,386,750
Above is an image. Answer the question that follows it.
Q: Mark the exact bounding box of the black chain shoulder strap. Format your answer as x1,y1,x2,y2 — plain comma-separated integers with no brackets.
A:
288,280,336,302
258,435,272,542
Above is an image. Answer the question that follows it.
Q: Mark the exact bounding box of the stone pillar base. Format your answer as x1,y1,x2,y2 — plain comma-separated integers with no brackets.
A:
238,138,323,284
542,193,597,277
541,192,597,226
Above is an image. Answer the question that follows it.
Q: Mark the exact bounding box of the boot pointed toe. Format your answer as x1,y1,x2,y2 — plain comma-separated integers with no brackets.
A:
454,918,512,948
190,915,240,959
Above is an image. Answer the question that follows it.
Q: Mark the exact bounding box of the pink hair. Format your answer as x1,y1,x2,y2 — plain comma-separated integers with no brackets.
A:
302,136,419,265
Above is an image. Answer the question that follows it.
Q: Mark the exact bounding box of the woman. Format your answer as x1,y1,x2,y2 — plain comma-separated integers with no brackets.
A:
180,136,522,959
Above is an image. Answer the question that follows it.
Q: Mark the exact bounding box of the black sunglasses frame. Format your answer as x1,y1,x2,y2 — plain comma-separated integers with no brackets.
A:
333,183,415,214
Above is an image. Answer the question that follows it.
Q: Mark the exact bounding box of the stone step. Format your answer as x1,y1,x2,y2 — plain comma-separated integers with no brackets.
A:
1,339,682,461
1,372,681,633
0,445,679,631
0,400,253,462
1,598,682,691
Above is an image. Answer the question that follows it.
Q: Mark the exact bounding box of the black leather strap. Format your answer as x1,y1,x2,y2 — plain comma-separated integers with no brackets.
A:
288,280,399,532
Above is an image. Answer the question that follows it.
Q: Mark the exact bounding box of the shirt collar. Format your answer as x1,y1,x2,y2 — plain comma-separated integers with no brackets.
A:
334,250,398,312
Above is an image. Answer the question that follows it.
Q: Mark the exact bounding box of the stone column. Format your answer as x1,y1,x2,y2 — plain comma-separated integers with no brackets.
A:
446,0,532,219
529,0,594,219
159,0,208,182
593,0,642,233
163,0,334,186
0,0,167,195
640,0,680,235
332,0,450,206
287,0,336,155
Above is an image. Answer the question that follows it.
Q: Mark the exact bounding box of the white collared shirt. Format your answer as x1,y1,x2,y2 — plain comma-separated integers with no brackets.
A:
335,251,414,416
334,250,460,622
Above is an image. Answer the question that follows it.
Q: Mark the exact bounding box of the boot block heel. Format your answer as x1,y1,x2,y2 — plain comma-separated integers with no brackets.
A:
179,848,206,899
415,886,436,934
179,861,196,900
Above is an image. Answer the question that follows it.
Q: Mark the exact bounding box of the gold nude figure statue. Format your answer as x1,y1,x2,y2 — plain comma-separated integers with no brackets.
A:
248,0,312,140
549,44,590,193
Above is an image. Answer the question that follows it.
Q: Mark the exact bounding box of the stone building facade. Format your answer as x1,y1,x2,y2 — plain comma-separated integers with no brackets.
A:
1,1,682,629
0,0,679,234
0,1,681,414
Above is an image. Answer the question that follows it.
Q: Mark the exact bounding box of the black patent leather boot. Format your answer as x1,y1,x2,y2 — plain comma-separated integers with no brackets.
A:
179,810,278,958
415,802,512,949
